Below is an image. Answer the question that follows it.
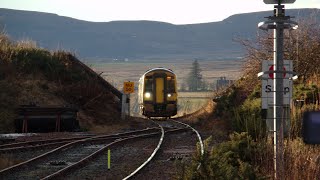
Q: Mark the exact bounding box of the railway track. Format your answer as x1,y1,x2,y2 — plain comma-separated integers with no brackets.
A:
0,128,160,153
129,119,204,180
62,120,196,179
66,119,203,179
0,127,163,179
0,119,203,179
0,135,95,153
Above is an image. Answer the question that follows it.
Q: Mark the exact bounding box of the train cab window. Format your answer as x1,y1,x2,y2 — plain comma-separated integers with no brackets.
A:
145,77,153,91
167,76,175,92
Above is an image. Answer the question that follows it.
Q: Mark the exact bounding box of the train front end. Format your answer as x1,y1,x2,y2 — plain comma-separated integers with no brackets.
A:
138,68,178,118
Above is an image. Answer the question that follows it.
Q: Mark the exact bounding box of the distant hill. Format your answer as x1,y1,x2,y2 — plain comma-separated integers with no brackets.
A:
0,8,319,61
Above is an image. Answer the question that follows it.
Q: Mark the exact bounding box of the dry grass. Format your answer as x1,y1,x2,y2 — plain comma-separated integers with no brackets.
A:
16,38,37,49
88,124,127,134
257,138,320,179
16,74,67,106
129,91,214,118
178,98,214,121
178,91,214,98
284,139,320,179
0,31,123,133
91,60,242,91
88,58,241,121
184,99,214,122
177,98,211,117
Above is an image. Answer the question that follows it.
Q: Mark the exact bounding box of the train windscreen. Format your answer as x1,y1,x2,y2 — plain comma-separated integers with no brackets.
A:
167,76,175,92
145,76,153,91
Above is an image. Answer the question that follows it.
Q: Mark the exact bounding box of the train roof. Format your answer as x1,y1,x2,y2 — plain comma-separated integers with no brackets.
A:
139,67,176,82
142,67,174,76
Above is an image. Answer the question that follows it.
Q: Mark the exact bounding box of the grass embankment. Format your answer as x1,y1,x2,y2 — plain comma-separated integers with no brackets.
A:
179,17,320,179
0,33,121,133
178,79,320,179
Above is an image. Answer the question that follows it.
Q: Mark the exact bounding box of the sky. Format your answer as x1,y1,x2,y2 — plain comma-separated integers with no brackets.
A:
1,0,319,24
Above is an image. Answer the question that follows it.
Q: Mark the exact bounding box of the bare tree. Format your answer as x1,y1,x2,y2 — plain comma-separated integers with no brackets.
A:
239,13,320,92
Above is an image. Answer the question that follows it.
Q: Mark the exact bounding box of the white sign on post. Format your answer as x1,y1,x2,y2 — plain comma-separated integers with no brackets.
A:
261,60,293,109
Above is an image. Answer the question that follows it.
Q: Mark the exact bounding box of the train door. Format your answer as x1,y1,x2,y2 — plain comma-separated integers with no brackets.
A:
155,77,164,103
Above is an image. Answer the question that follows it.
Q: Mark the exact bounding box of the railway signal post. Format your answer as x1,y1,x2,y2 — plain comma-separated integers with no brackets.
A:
258,0,298,179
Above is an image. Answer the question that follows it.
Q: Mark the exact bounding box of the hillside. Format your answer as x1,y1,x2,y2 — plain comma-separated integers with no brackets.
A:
0,8,319,60
0,33,125,133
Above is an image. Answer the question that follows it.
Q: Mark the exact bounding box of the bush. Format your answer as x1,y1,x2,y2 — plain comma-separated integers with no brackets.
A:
214,83,266,140
215,85,242,116
233,98,266,140
183,133,260,180
7,47,87,83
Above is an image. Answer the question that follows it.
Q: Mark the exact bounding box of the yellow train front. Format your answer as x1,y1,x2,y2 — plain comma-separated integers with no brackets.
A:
138,68,178,118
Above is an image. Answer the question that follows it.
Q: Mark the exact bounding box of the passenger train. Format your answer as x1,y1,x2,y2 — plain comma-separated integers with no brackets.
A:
138,68,178,118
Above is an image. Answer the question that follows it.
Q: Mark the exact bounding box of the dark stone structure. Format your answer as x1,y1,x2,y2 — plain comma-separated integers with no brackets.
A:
15,105,79,133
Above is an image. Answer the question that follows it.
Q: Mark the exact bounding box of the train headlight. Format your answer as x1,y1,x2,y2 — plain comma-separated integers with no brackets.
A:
145,92,151,98
167,93,172,98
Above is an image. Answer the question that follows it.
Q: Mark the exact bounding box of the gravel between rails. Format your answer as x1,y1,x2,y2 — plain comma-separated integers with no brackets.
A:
0,120,201,179
65,135,161,179
0,136,94,151
0,128,160,179
0,138,117,180
0,145,63,170
0,134,97,170
131,122,199,179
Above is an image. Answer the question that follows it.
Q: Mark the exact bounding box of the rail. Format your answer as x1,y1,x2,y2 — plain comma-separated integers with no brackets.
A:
171,119,204,169
123,120,202,179
0,128,158,175
123,120,165,180
41,129,164,180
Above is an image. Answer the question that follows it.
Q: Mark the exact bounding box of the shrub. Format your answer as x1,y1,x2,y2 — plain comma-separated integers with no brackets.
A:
233,98,266,140
184,133,260,180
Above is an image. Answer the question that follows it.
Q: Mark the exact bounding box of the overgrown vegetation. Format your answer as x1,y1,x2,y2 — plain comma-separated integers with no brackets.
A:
182,14,320,179
178,133,264,179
